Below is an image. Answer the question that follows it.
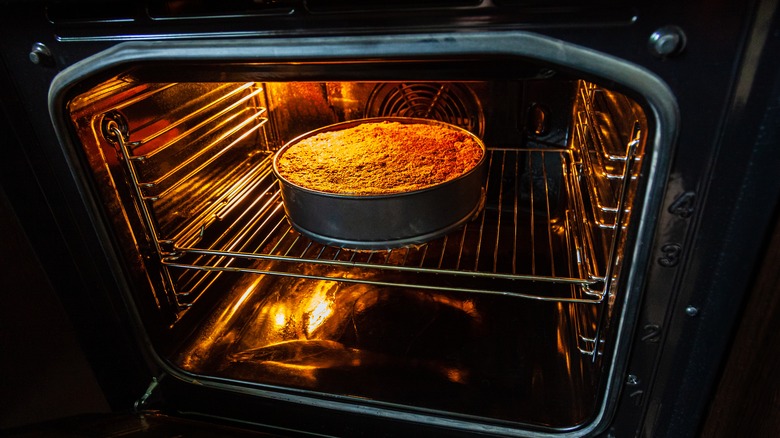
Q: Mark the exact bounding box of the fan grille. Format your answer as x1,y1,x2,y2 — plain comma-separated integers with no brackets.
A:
364,83,485,137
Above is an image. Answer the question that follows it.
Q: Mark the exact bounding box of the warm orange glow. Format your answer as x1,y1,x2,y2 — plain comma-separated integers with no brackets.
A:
262,361,319,383
265,361,319,372
215,277,263,334
428,295,481,321
234,283,254,311
177,276,265,371
443,367,468,384
306,294,333,335
249,280,339,343
274,310,287,327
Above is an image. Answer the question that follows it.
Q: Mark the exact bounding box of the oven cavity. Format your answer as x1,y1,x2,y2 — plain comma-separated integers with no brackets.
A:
66,76,647,431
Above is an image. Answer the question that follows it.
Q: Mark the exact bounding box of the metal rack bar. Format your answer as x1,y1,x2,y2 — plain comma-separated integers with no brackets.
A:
172,185,283,295
579,85,642,176
490,150,505,273
164,156,273,248
163,257,599,303
586,136,641,358
513,151,520,274
136,83,260,155
541,151,556,277
566,161,607,289
169,244,594,284
575,110,634,229
528,151,537,275
472,149,494,271
99,83,271,309
141,112,268,200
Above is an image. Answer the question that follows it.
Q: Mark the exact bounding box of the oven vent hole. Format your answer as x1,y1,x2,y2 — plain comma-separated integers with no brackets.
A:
364,83,485,138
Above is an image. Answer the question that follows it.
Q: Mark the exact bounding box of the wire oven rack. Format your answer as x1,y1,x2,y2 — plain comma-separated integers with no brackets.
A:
99,80,643,357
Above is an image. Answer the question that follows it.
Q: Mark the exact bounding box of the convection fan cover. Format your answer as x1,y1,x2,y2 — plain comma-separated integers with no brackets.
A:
364,83,485,138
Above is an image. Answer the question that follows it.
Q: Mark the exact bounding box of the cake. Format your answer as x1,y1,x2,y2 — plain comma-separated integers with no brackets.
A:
275,121,484,195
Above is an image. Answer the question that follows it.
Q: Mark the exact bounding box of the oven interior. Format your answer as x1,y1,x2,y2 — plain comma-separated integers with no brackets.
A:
63,63,648,432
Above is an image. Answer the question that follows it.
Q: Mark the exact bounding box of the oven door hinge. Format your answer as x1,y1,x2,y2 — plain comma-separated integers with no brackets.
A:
134,373,167,413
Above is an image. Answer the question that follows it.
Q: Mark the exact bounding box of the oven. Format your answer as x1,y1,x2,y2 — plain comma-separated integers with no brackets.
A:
1,1,779,437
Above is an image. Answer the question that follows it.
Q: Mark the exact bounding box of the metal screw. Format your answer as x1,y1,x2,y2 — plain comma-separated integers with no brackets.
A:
648,26,687,58
29,42,53,66
626,374,640,386
685,306,699,317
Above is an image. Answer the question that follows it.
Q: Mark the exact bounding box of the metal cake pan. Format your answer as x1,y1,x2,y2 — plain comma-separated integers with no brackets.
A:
272,117,487,250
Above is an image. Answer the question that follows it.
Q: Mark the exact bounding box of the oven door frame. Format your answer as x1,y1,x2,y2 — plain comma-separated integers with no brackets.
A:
46,30,679,437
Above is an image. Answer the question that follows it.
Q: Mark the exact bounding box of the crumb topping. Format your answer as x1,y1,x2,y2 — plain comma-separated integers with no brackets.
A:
276,121,483,195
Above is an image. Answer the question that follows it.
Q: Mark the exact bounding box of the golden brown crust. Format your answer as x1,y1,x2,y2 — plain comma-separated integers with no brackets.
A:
276,121,483,195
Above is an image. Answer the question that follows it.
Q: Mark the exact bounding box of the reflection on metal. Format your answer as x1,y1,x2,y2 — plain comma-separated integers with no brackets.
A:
173,270,599,425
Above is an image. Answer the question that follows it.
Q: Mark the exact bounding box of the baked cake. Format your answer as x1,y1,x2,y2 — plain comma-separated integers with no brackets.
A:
275,121,484,195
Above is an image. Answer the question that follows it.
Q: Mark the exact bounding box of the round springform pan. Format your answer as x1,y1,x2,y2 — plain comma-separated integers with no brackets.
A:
272,117,487,250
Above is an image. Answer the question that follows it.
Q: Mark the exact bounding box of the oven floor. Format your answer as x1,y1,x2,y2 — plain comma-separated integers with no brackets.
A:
174,271,601,430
